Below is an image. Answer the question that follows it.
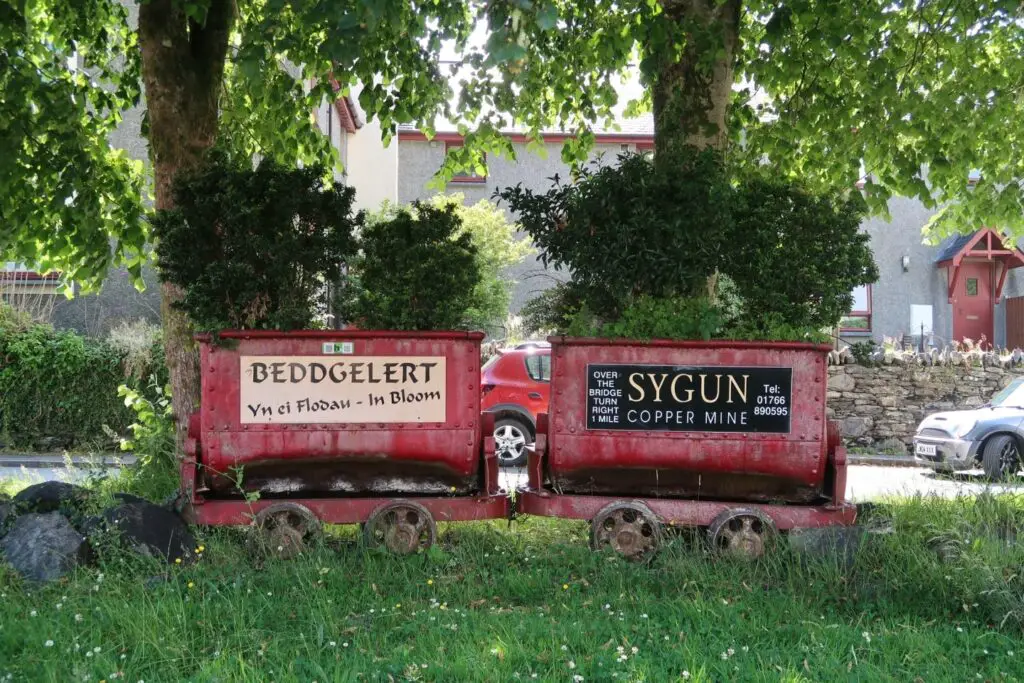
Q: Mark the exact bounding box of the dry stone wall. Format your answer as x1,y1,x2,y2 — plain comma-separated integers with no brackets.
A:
827,364,1024,451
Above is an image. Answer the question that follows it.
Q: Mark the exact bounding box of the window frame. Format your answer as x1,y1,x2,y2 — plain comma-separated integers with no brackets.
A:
523,353,551,383
840,284,872,333
445,140,487,184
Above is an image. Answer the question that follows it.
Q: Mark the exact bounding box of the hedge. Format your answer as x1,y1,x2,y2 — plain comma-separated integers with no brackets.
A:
0,306,165,451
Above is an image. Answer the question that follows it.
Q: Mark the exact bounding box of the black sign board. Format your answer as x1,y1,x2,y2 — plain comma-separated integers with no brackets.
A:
586,364,793,433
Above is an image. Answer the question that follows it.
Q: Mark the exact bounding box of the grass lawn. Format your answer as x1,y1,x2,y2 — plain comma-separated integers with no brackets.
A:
1,493,1022,682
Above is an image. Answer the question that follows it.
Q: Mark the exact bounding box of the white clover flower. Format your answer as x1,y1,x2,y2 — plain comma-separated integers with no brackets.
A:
491,648,499,655
74,614,83,622
861,631,871,643
45,640,54,647
682,673,691,680
631,646,639,654
328,641,336,648
55,603,62,610
568,661,576,669
572,676,584,682
561,645,568,651
94,647,101,654
727,648,734,656
343,642,349,648
641,614,648,619
720,652,729,660
30,610,37,617
957,627,963,633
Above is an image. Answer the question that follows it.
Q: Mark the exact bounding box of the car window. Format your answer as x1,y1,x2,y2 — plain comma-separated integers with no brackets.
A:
524,353,551,382
482,355,502,372
991,377,1024,407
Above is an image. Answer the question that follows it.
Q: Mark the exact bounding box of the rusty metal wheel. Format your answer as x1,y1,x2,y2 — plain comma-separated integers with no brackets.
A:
363,502,436,555
708,508,776,560
251,503,321,559
590,501,662,560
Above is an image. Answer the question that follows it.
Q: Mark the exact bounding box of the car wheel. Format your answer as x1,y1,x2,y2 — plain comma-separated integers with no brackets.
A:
981,434,1020,481
494,418,531,467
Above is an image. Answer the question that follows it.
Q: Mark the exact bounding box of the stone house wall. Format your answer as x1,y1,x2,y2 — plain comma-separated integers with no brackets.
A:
827,363,1024,450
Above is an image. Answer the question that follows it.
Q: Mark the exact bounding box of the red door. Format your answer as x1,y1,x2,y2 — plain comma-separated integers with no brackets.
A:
953,261,994,346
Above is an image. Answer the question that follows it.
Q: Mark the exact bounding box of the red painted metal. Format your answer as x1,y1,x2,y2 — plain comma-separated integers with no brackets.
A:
543,337,833,503
195,330,487,497
516,490,856,530
193,492,510,526
520,337,854,529
182,329,511,528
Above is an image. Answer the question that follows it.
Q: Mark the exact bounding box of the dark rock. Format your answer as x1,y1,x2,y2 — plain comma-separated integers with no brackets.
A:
12,481,91,515
113,493,153,507
78,514,104,539
0,501,12,537
788,526,866,570
99,500,196,564
0,512,92,582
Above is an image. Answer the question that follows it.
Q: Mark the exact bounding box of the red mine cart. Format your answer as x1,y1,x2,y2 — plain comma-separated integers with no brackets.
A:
518,338,855,559
180,330,509,555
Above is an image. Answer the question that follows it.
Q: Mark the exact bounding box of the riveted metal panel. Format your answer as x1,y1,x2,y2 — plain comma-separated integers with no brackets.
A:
196,330,484,496
545,337,832,503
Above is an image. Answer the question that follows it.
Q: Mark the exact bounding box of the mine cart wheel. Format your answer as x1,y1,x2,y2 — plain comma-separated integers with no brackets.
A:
589,501,662,561
363,502,437,555
707,508,776,560
251,503,322,559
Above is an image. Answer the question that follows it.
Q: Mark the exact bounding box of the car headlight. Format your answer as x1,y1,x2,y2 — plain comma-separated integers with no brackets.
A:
951,420,977,438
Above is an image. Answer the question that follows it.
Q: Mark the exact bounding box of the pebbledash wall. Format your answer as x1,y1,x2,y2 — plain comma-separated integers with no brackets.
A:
827,362,1024,450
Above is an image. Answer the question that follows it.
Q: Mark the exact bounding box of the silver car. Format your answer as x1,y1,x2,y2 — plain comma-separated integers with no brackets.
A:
913,377,1024,480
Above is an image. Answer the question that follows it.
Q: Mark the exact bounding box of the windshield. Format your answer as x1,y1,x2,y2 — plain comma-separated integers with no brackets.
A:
989,377,1024,407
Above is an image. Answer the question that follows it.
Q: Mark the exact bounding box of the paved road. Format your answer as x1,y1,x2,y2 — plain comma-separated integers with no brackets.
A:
2,463,1021,502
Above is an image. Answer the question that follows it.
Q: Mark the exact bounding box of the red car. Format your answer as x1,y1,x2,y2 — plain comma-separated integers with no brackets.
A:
481,343,551,466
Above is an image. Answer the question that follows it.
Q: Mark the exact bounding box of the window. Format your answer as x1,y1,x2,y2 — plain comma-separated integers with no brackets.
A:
840,284,871,332
966,278,979,296
524,353,551,382
445,140,486,183
636,141,654,161
1,265,60,319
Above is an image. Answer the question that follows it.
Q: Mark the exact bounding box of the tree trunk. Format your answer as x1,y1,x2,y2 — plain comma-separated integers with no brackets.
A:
138,0,234,451
651,0,742,160
650,0,742,301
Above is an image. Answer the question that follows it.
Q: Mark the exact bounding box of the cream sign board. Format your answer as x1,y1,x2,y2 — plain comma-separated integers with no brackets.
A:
239,356,447,424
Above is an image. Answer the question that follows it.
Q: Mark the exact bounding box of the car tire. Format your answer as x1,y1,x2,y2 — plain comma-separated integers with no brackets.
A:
981,434,1020,481
494,418,531,468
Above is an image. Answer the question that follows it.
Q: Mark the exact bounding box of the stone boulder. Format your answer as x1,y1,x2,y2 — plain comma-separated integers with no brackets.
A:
0,499,12,538
840,416,873,439
788,526,866,570
12,481,91,516
828,372,856,393
95,500,196,564
0,512,93,582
